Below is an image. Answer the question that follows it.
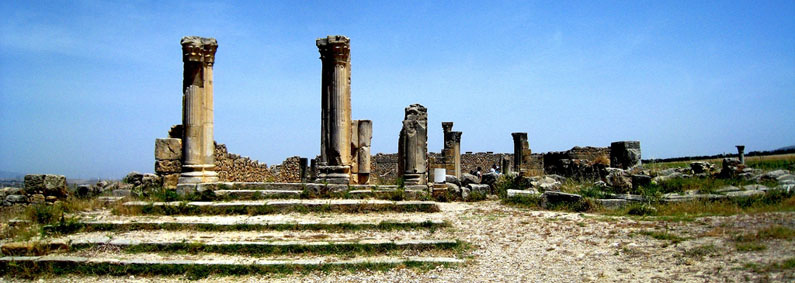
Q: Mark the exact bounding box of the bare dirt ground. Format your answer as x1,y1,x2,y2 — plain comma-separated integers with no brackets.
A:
3,201,793,282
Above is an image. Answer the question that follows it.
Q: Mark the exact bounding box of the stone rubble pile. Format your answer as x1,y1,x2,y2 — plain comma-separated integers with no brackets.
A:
2,175,69,206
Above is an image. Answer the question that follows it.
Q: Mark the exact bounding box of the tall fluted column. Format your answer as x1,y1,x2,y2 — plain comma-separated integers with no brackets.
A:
179,36,218,184
316,35,352,184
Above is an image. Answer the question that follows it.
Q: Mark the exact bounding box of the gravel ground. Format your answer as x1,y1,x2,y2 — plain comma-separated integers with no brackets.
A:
3,201,793,282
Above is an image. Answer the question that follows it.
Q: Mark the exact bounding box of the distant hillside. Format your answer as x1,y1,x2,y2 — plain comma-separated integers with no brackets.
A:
643,146,795,163
776,145,795,151
0,170,25,180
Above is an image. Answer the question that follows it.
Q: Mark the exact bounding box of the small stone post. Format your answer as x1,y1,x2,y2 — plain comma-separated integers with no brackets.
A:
357,120,372,184
316,35,352,184
398,104,428,185
179,36,219,184
736,145,745,165
501,154,512,175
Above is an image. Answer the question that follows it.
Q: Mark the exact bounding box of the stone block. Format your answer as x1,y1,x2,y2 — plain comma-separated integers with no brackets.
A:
507,189,538,197
24,174,68,198
541,191,582,208
467,184,491,195
30,194,45,204
596,199,628,209
610,141,641,169
162,174,180,189
155,138,182,160
155,160,182,174
4,194,28,204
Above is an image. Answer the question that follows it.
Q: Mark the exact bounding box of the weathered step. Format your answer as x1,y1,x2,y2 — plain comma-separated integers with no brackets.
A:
119,200,441,215
2,238,460,256
0,255,463,278
46,218,448,234
213,189,302,199
178,182,430,200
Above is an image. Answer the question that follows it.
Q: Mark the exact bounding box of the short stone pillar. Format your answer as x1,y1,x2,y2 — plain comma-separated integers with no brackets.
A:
356,120,372,184
316,35,353,184
441,122,462,178
736,145,745,165
511,132,530,175
398,104,428,185
610,141,642,169
501,154,512,175
178,36,219,184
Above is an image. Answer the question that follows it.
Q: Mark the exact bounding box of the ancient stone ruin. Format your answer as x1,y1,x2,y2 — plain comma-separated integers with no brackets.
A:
398,104,429,185
511,132,544,176
145,35,649,195
315,35,372,185
177,36,220,184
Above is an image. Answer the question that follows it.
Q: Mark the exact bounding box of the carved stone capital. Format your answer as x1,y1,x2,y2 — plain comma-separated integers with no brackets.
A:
181,36,218,65
441,122,454,134
317,35,350,64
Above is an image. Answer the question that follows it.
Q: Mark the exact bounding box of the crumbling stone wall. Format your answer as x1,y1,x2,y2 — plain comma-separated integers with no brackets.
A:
270,156,302,183
544,146,611,179
461,152,509,174
214,144,273,182
2,174,69,206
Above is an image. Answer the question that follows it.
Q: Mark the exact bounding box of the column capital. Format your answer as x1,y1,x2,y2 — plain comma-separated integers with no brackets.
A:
181,36,218,65
317,35,350,64
511,132,528,141
442,122,454,134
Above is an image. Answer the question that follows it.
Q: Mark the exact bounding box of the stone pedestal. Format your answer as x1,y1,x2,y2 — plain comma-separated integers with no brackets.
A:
736,145,745,165
179,36,219,184
399,104,428,185
316,35,352,184
610,141,642,169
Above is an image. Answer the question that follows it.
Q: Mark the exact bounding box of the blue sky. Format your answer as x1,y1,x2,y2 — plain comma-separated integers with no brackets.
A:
1,0,793,179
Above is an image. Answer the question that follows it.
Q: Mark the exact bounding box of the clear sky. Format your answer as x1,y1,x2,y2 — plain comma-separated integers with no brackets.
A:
1,1,793,179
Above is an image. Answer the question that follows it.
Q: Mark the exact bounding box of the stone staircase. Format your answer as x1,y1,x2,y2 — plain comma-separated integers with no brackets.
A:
177,182,431,201
0,186,465,279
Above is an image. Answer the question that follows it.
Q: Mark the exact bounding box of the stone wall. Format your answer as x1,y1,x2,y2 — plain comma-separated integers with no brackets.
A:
214,143,273,182
460,152,510,174
270,156,302,183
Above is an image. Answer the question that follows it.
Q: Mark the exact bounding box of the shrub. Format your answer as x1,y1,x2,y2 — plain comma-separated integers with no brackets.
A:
626,204,657,216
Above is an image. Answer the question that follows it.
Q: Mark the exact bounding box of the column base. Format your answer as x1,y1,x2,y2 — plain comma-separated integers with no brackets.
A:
178,164,219,184
315,165,350,184
402,173,427,186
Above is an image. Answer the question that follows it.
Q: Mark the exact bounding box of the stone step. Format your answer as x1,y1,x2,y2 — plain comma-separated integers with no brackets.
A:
120,199,441,215
183,183,430,200
213,189,302,199
46,218,448,234
0,255,463,278
1,238,460,256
